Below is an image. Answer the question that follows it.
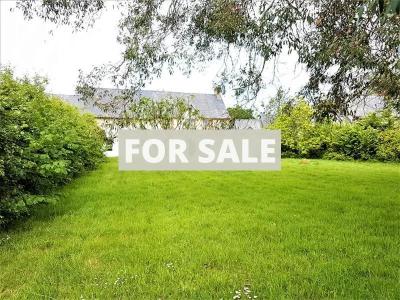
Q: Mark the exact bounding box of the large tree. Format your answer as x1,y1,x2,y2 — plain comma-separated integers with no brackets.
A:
17,0,400,115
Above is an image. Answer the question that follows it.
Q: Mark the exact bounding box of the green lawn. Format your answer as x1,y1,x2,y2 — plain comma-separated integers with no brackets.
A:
0,159,399,299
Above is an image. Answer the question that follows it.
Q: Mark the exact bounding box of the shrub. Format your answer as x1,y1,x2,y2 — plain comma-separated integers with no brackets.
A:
0,70,105,226
358,109,397,131
322,152,354,161
329,124,379,160
268,99,400,162
269,100,328,158
377,125,400,161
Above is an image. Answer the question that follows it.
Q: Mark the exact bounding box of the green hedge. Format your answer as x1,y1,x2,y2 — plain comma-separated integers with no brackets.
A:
269,100,400,162
0,70,105,226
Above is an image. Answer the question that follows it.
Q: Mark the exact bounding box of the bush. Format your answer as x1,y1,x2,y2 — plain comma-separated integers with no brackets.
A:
0,70,105,226
330,124,379,160
268,99,400,162
377,126,400,161
358,109,397,131
322,152,354,161
269,100,329,158
360,110,400,161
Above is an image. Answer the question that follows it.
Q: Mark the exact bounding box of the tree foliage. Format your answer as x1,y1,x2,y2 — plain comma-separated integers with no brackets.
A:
261,87,291,124
227,105,254,120
16,0,400,115
99,96,229,141
123,97,204,130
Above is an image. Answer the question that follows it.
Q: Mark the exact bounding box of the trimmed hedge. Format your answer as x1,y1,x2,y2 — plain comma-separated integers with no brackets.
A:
0,70,105,226
269,100,400,162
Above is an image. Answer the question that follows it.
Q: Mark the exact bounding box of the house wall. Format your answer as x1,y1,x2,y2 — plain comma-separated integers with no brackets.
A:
234,119,264,129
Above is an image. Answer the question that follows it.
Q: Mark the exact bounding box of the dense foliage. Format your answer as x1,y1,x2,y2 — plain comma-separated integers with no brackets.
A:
0,70,105,227
16,0,400,115
269,100,400,161
227,105,254,120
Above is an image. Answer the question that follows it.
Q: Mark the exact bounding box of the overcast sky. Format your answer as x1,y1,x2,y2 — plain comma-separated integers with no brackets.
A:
0,1,308,108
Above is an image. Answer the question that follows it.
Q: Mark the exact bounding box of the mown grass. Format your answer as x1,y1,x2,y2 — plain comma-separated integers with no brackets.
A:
0,159,399,299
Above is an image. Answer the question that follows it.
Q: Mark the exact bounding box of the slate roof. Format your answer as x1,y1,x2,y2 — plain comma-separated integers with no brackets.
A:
55,89,229,119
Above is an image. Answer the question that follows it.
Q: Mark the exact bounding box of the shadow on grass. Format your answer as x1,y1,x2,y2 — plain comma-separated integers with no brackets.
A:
0,167,100,242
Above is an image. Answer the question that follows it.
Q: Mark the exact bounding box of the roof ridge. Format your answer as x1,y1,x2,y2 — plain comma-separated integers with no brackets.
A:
53,89,220,97
54,90,229,119
96,88,217,97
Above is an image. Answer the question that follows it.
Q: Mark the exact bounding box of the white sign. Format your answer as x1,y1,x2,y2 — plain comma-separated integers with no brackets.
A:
119,130,281,170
